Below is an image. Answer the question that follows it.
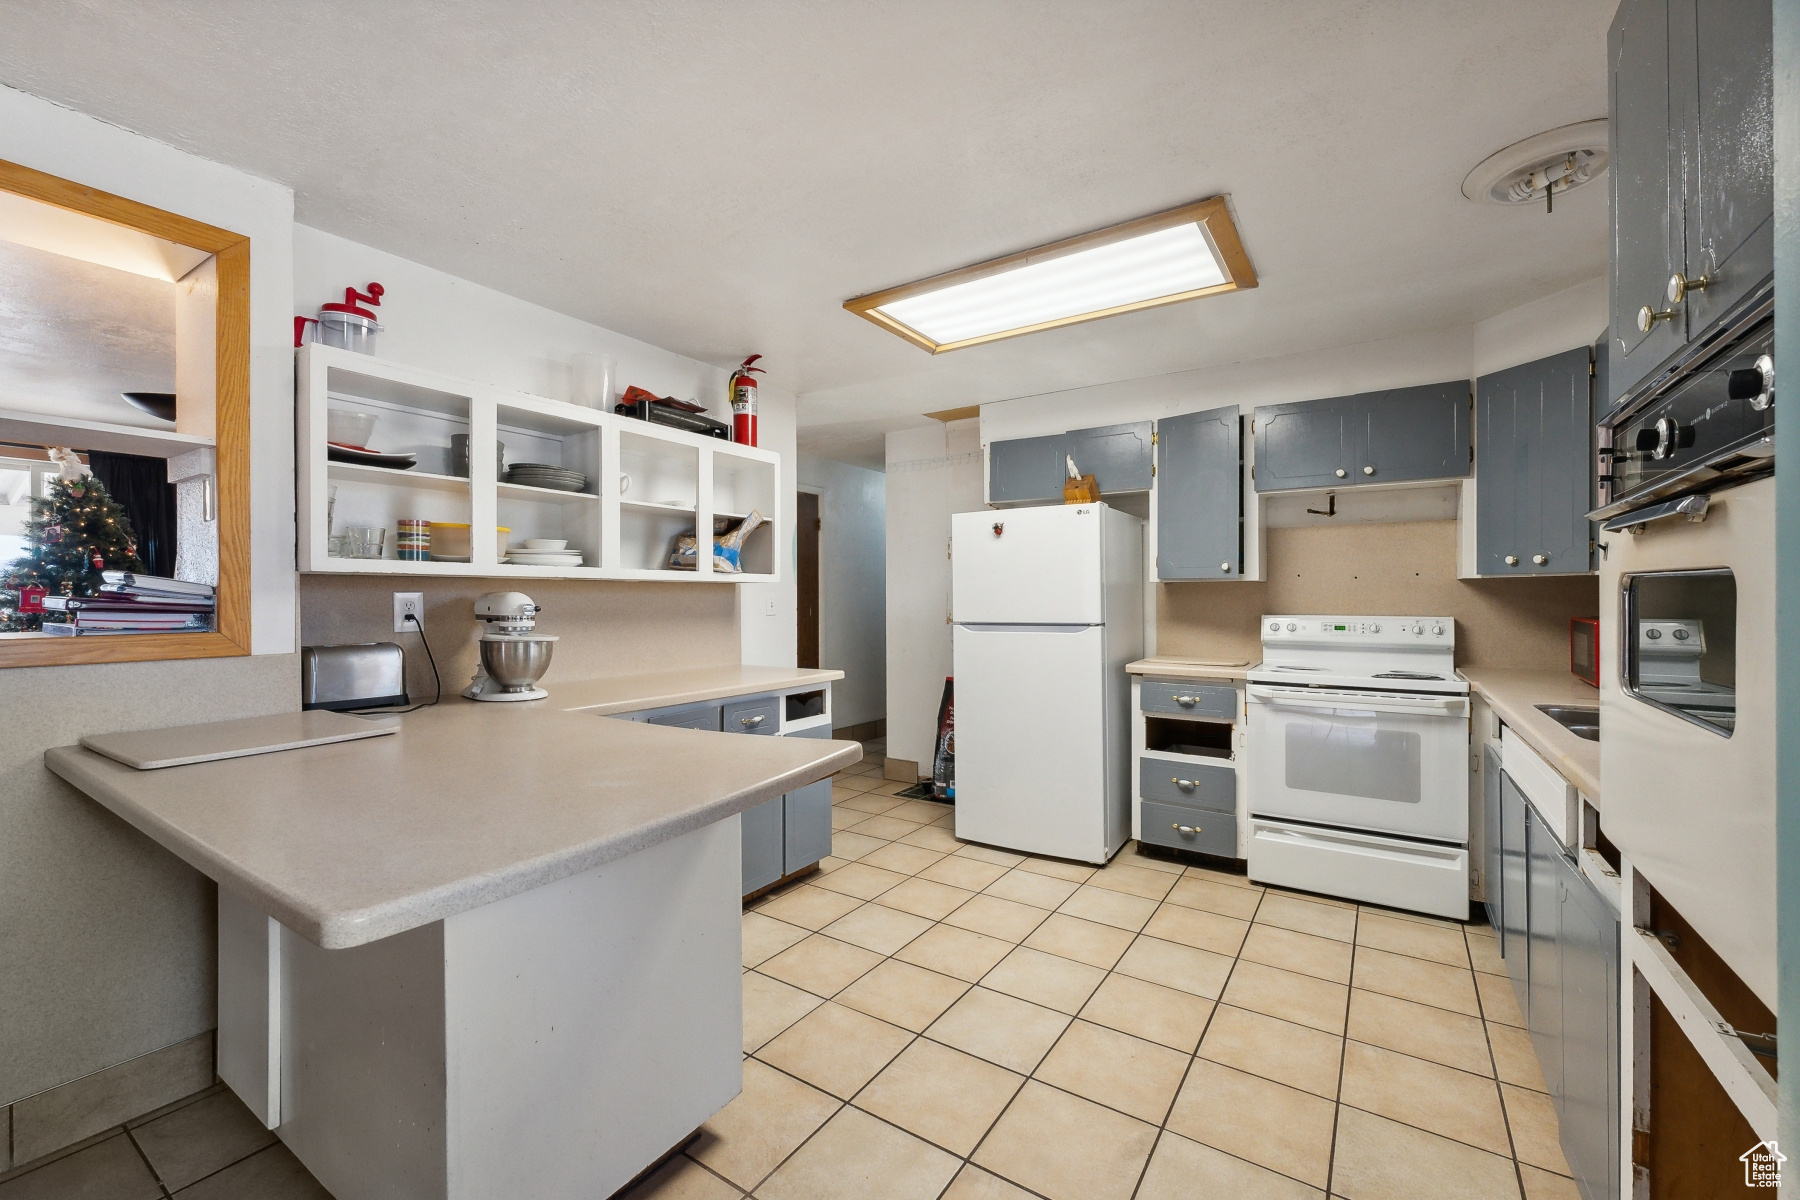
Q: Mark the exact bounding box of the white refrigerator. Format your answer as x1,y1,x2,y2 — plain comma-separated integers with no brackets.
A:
950,503,1144,863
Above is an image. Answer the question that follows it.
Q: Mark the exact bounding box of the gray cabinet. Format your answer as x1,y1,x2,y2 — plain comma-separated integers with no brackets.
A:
1475,348,1594,576
782,725,835,873
1558,853,1622,1200
648,704,722,730
1483,744,1503,939
1609,0,1683,401
741,795,786,894
1497,768,1621,1200
1253,382,1470,492
988,422,1152,503
988,433,1067,505
1608,0,1772,406
1674,0,1774,338
1154,405,1243,579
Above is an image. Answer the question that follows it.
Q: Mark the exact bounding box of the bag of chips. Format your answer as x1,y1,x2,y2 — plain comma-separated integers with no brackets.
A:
668,509,767,572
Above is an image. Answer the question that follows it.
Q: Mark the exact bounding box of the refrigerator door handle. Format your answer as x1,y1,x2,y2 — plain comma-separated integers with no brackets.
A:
956,624,1097,634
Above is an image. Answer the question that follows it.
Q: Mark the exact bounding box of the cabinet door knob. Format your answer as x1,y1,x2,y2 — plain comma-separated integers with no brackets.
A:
1171,695,1199,706
741,714,765,727
1505,555,1519,566
1220,561,1232,573
1171,823,1200,836
1667,271,1712,304
1363,465,1375,475
1638,304,1678,333
1533,553,1548,565
1334,468,1347,478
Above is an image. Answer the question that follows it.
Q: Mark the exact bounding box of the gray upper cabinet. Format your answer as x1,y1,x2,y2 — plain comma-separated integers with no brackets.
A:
1610,0,1682,401
988,433,1068,505
1676,0,1774,336
1475,348,1594,576
988,421,1152,504
1609,0,1772,407
1155,406,1242,579
1067,423,1153,492
1253,382,1470,492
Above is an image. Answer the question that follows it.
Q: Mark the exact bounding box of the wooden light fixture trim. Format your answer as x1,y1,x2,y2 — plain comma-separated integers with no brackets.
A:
844,195,1257,354
0,158,252,668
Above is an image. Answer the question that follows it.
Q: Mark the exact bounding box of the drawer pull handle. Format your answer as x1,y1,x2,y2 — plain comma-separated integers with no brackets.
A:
741,714,765,727
1172,822,1200,836
1172,778,1196,790
1171,695,1202,706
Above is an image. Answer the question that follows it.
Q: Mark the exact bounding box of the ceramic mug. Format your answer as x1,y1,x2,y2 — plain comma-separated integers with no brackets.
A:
620,473,631,496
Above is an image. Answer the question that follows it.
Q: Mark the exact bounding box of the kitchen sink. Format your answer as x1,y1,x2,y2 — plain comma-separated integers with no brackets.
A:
1535,704,1599,742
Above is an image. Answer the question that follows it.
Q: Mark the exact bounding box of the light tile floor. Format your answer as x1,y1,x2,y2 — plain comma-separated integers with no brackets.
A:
637,739,1581,1200
1,737,1574,1200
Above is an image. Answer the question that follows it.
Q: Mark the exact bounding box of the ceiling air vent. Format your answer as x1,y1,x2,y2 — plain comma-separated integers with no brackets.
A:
1461,120,1608,212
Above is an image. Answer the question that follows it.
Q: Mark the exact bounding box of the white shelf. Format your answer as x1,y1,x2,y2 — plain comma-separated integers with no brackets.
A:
328,461,471,494
0,407,214,459
497,481,598,504
298,344,781,581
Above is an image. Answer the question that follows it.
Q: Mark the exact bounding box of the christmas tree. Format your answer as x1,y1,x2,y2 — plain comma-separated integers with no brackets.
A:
0,449,145,633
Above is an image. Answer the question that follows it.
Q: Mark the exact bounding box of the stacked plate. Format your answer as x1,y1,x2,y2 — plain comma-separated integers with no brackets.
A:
506,539,586,567
505,463,587,492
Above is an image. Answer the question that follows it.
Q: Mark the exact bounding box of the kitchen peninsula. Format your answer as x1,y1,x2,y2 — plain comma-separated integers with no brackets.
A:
44,666,850,1200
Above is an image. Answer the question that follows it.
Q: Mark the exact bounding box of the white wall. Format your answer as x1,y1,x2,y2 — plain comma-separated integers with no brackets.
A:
1471,276,1608,378
797,453,885,728
884,419,983,770
294,225,798,671
0,84,300,1112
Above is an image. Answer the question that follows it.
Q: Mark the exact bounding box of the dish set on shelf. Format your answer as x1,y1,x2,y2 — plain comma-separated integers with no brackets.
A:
504,462,588,493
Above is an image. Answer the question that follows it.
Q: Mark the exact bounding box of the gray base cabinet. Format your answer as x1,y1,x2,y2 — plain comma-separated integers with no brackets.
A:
1492,767,1620,1200
1253,381,1470,492
1483,745,1503,937
1474,348,1594,576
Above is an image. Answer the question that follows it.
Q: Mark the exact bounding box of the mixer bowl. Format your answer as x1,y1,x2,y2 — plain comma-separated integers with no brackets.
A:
479,634,557,692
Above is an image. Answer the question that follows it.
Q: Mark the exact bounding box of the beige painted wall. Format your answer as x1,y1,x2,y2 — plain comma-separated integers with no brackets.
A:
298,577,741,701
1158,521,1599,670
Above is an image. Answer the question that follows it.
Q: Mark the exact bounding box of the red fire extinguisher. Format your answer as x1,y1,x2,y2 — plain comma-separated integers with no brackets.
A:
730,354,764,446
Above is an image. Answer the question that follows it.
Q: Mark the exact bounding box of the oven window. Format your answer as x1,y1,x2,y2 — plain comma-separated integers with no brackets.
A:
1623,569,1736,736
1286,724,1422,805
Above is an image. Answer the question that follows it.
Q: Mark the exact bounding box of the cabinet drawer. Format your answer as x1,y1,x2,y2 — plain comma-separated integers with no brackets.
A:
1139,758,1235,813
1140,682,1236,719
1140,801,1237,857
723,695,780,735
647,704,721,731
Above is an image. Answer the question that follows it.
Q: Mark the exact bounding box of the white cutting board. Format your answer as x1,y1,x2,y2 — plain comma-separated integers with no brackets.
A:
81,710,400,770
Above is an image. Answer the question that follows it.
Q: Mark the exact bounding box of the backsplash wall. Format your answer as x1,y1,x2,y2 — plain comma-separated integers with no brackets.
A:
1157,521,1598,669
298,577,740,701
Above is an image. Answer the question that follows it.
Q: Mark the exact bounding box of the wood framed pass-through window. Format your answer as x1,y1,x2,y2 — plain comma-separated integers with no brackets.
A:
0,158,251,668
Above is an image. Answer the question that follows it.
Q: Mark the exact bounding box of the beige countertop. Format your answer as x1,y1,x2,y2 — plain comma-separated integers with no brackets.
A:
1461,666,1601,802
44,667,855,950
1127,657,1252,682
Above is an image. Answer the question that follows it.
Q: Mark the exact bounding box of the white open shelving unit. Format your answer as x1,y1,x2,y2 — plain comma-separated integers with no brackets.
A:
298,344,780,582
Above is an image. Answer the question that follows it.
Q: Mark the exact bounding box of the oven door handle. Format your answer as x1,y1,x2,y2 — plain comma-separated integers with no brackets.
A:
1247,685,1467,718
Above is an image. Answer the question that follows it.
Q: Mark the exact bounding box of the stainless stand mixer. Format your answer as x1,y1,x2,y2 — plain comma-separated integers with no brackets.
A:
462,591,558,702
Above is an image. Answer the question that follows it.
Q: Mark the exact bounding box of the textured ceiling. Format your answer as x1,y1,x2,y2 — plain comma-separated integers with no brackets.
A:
0,1,1613,464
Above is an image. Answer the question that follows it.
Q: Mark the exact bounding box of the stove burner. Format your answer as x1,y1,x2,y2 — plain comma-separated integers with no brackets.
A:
1372,672,1444,680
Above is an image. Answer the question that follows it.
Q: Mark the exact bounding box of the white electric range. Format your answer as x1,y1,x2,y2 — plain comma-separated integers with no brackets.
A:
1244,615,1471,919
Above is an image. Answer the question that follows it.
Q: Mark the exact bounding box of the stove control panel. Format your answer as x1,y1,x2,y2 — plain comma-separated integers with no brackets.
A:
1261,616,1454,646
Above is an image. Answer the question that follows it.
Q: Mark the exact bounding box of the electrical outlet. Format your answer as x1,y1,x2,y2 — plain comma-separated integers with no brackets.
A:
393,592,424,633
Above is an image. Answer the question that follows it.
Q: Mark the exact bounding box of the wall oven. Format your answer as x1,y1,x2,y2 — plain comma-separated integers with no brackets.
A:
1595,299,1775,1008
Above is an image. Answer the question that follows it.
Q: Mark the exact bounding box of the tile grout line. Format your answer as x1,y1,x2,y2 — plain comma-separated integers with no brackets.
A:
1470,923,1532,1198
118,1121,172,1198
1322,903,1360,1198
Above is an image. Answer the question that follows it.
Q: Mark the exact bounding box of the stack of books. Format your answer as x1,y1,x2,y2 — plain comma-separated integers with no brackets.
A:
40,573,216,636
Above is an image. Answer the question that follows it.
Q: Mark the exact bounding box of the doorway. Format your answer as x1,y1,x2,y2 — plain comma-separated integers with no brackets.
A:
797,489,820,669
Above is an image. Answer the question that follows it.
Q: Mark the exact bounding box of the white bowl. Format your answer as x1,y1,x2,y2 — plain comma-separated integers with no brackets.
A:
327,409,378,448
523,539,569,551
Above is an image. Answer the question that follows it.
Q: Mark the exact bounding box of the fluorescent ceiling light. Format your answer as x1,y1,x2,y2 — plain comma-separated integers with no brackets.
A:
845,196,1255,353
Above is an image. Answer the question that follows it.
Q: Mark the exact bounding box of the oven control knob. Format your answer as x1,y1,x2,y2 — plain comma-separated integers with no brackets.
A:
1370,623,1380,633
1646,628,1662,640
1432,625,1444,636
1673,627,1690,640
1285,622,1297,632
1268,621,1280,632
1413,625,1424,635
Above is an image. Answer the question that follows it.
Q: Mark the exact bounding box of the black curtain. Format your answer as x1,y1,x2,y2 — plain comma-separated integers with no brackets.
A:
88,451,176,578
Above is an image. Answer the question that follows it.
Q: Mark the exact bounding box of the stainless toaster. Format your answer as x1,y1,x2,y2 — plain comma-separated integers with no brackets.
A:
301,642,408,711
